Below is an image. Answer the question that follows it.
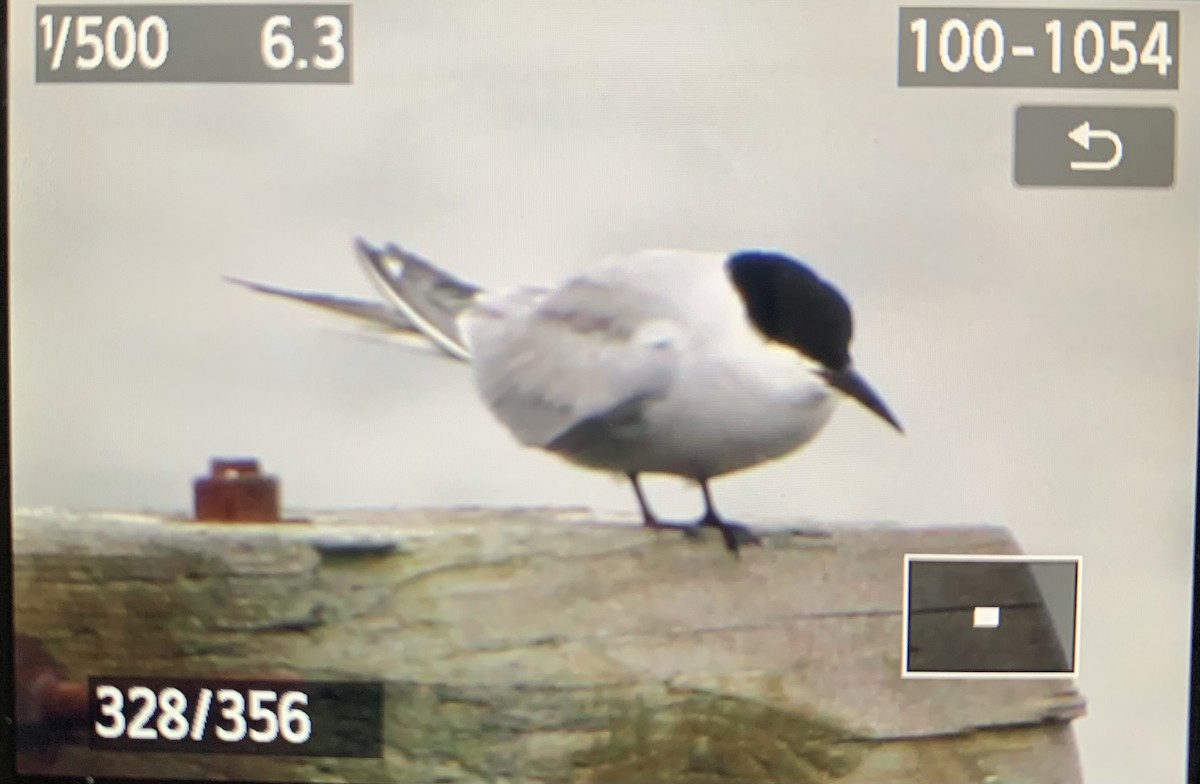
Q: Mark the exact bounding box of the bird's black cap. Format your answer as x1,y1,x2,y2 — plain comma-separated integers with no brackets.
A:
726,250,902,432
726,250,853,371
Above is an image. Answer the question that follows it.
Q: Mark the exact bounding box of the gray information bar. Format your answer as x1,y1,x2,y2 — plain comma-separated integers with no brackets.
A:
35,5,352,83
1013,105,1175,188
899,8,1179,88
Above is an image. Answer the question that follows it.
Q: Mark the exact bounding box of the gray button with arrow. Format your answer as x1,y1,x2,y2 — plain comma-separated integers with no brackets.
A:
1013,105,1175,187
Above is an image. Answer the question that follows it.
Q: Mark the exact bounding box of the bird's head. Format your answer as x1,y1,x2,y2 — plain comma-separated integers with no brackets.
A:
726,250,903,433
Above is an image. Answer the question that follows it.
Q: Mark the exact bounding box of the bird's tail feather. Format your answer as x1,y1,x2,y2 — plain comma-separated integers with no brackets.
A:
224,274,459,358
224,276,421,333
354,239,478,362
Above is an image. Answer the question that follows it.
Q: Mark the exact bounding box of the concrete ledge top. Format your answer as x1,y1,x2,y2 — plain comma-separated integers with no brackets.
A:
13,507,1083,743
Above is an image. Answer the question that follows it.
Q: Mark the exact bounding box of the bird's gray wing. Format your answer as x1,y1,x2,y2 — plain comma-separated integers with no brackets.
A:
465,276,682,448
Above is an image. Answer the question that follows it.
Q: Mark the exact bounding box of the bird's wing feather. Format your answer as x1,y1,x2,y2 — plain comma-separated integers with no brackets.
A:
465,274,682,448
355,240,479,362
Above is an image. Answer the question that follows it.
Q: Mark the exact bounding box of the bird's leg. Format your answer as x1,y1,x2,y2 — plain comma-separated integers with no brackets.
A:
628,473,659,527
693,480,761,555
628,473,692,531
630,473,669,528
628,474,759,553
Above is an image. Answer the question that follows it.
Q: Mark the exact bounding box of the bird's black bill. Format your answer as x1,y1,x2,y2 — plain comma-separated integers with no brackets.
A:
822,368,903,433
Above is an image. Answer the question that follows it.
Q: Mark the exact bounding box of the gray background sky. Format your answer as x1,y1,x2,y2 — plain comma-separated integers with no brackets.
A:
10,2,1199,782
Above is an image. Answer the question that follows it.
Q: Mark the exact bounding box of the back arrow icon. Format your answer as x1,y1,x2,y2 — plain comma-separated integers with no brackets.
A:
1068,121,1123,171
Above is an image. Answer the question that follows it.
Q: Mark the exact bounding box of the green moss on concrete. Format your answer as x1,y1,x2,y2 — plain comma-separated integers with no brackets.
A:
573,693,867,783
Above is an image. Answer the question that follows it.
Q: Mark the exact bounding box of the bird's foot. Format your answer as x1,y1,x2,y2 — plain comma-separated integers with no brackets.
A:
783,525,832,539
642,516,759,555
641,517,693,532
684,516,762,555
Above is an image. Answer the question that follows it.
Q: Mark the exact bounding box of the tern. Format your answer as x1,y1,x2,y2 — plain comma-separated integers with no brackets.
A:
230,241,902,553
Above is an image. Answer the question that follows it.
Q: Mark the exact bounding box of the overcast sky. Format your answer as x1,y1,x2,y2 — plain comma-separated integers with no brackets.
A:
10,2,1200,782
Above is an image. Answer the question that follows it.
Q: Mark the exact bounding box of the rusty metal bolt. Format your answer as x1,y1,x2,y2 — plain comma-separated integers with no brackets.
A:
193,457,281,522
